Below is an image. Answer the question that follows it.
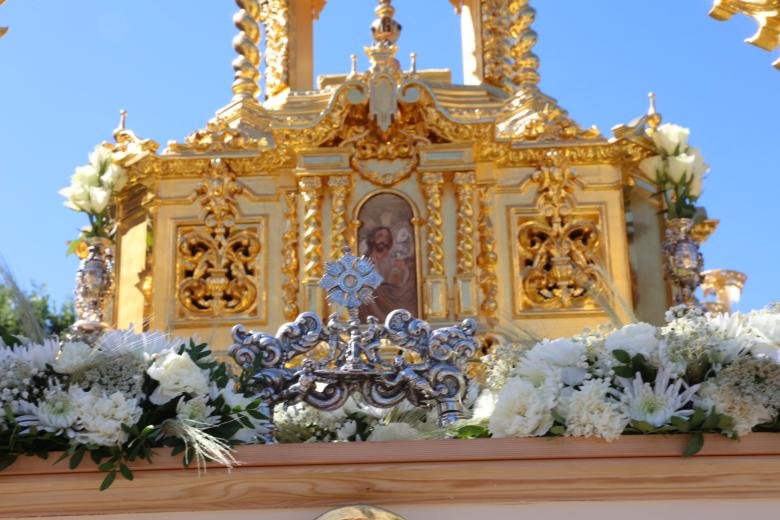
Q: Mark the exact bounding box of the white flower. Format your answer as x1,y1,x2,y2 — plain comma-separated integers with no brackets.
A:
652,123,690,156
98,329,182,362
638,155,663,180
72,164,100,188
666,154,695,183
147,350,209,405
52,341,95,375
17,388,78,435
0,338,59,372
604,323,660,367
617,368,699,427
513,358,562,405
747,310,780,356
59,184,92,212
687,147,709,176
71,387,143,446
488,378,554,438
471,389,498,421
336,420,358,441
88,145,113,169
176,395,218,428
367,422,423,442
525,338,588,386
696,381,773,437
88,186,110,213
100,162,127,192
557,379,628,442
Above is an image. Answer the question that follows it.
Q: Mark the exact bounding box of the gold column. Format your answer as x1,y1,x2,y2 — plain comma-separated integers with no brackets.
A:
477,186,498,324
231,0,263,101
328,176,351,259
298,176,324,316
421,172,448,319
454,172,478,318
281,191,300,320
261,0,290,96
508,0,540,87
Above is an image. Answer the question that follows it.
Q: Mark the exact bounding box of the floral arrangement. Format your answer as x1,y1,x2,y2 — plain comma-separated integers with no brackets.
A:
0,330,265,489
452,305,780,453
639,123,709,220
59,145,127,252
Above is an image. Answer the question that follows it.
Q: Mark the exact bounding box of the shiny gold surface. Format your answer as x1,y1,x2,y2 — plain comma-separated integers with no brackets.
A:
176,160,262,318
421,172,445,277
281,191,300,321
260,0,290,97
711,0,780,69
477,185,498,323
299,176,324,280
701,269,747,313
328,176,352,259
514,152,602,311
692,219,720,244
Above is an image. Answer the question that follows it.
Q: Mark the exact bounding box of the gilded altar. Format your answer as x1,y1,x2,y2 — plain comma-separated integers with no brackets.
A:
109,0,678,349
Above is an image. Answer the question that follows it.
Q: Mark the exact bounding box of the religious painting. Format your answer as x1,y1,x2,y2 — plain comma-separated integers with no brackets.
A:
357,193,418,322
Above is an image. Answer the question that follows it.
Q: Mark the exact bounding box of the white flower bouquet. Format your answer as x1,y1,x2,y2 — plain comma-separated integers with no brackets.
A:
59,145,128,253
638,123,709,219
0,331,266,489
454,305,780,454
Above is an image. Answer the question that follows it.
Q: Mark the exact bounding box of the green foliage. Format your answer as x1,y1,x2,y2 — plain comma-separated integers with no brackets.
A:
453,425,491,439
0,282,74,346
611,350,657,382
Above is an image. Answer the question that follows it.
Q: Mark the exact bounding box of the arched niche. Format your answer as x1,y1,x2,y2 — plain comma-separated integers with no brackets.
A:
314,505,407,520
353,190,421,322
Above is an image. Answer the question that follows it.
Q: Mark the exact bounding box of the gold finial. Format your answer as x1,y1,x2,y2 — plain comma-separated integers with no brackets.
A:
349,54,358,77
0,0,7,39
646,92,661,130
119,109,127,130
231,0,263,101
371,0,402,46
409,52,417,74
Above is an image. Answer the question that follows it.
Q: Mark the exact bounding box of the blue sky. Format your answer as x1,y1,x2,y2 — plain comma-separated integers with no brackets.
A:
0,1,777,312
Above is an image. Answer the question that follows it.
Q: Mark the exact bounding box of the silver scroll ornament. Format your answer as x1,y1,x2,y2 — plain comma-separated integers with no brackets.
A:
229,247,478,443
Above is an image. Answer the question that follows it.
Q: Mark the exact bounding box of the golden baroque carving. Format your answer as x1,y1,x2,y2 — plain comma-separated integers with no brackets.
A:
421,172,445,277
299,176,324,280
454,172,476,275
231,0,263,100
516,152,602,310
508,0,540,88
477,186,499,322
176,159,261,318
328,176,351,258
260,0,290,97
1,0,8,39
710,0,780,70
281,191,300,320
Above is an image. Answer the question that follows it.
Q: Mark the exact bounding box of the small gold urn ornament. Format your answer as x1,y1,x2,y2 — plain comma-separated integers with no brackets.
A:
73,237,114,335
663,218,704,307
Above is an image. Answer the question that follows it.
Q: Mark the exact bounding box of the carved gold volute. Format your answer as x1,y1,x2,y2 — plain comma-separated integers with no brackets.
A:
176,159,262,318
516,152,603,310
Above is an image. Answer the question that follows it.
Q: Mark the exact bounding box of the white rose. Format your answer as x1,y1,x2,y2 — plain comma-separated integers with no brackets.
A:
52,341,95,375
652,123,690,155
101,163,127,192
488,378,554,438
690,169,703,198
605,323,660,366
147,350,209,405
72,165,100,188
59,184,92,212
638,155,663,181
88,145,113,169
666,154,695,183
688,147,709,177
89,186,110,213
525,338,588,386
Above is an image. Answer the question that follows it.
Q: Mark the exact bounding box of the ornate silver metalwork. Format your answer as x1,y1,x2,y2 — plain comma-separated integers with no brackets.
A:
663,218,704,307
73,237,114,336
229,247,478,443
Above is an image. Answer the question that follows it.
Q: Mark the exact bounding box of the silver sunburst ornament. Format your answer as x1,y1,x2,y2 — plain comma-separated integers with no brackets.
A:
319,247,383,315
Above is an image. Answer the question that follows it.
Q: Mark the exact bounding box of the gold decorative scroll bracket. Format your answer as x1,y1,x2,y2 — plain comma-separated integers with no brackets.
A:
710,1,780,70
454,171,478,318
420,171,448,319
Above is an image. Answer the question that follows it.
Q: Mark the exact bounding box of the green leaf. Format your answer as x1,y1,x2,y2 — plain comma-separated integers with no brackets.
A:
701,409,719,431
689,408,706,429
455,425,491,439
98,460,116,472
551,409,565,424
99,471,116,491
0,454,17,471
612,349,631,364
717,415,735,432
90,450,103,465
683,432,704,457
630,420,655,433
670,416,691,433
69,447,86,470
54,451,70,465
119,463,134,481
613,366,636,378
549,425,566,436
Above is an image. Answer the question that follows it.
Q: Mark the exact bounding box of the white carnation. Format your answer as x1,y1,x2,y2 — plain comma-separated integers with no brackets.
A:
696,381,773,437
513,358,562,406
471,389,498,421
604,322,660,366
71,387,143,446
147,350,209,405
488,378,554,438
557,379,628,442
52,342,95,375
176,395,218,428
367,422,423,442
525,338,588,386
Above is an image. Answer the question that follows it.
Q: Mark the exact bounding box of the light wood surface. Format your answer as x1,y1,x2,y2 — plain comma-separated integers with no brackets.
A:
1,434,780,518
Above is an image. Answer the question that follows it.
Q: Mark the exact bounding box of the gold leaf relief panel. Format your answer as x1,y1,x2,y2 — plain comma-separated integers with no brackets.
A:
509,205,606,315
175,217,266,321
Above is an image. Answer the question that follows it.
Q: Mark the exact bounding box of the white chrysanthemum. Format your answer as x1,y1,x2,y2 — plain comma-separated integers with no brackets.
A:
71,387,143,446
746,310,780,361
98,329,183,361
471,389,497,421
176,395,218,429
17,388,78,435
488,378,554,438
617,368,699,427
0,339,59,372
525,338,588,386
367,422,423,442
557,379,628,442
513,358,562,406
604,323,661,365
696,381,773,437
147,350,209,405
52,342,95,375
